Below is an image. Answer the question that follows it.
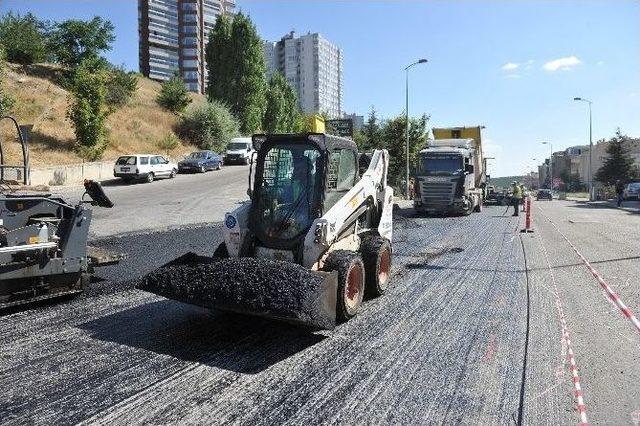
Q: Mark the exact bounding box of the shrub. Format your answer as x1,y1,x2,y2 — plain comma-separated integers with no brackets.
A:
178,101,239,152
66,58,111,161
157,132,180,156
157,76,191,113
0,12,48,65
106,65,138,107
0,46,15,115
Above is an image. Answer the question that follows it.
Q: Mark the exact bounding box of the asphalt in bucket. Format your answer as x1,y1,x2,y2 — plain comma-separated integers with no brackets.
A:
138,255,337,330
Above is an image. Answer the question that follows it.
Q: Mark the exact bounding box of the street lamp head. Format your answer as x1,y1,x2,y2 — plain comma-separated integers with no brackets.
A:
573,97,582,101
418,59,428,64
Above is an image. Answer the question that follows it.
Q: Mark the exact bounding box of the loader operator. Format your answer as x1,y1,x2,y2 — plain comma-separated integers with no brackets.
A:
262,147,319,239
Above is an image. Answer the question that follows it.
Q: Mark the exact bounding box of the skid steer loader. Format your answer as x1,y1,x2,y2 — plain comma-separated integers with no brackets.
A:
0,116,122,310
141,133,393,329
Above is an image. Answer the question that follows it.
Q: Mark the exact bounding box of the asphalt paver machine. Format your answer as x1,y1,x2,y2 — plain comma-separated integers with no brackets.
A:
0,116,121,309
141,133,394,329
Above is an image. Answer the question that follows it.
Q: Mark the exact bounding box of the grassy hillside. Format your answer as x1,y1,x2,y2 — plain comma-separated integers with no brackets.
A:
1,63,204,167
489,176,526,189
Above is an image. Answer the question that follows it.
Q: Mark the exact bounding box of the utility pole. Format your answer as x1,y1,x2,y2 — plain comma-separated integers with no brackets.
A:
574,97,593,200
404,59,427,199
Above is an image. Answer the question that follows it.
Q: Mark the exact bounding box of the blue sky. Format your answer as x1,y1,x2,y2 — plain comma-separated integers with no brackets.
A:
2,1,639,177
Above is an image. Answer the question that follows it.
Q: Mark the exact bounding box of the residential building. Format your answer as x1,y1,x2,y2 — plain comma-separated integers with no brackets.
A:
264,32,343,117
343,113,364,132
138,0,235,94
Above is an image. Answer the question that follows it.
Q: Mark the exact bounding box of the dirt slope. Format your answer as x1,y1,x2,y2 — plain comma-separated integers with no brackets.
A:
1,63,203,167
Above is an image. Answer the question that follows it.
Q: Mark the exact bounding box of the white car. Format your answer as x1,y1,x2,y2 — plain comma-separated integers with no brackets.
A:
113,154,177,183
223,137,254,165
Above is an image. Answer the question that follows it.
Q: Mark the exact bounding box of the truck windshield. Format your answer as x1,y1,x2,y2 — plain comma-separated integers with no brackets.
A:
419,155,463,175
228,143,249,151
254,143,322,241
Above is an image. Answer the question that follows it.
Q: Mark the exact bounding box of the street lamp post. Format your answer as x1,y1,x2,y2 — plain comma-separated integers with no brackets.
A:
542,142,553,190
574,97,593,200
404,58,428,199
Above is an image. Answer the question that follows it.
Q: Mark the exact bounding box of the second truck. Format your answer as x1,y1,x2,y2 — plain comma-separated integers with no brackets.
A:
413,126,486,215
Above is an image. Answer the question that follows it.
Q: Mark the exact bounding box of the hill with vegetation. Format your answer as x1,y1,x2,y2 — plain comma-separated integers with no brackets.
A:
1,63,204,167
489,176,526,189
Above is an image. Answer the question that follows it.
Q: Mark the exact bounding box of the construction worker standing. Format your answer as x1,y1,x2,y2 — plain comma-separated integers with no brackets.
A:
511,181,523,216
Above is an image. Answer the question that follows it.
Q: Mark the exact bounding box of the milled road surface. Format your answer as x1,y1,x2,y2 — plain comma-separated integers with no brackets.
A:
1,200,638,424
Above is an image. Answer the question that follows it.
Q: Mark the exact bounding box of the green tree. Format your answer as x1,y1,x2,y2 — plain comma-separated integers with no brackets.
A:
177,100,240,152
105,65,138,108
49,17,115,67
157,75,192,113
381,113,429,190
0,12,49,65
0,46,16,115
206,12,267,134
594,129,636,185
205,14,233,103
263,72,300,133
66,57,111,160
157,132,181,156
359,107,383,151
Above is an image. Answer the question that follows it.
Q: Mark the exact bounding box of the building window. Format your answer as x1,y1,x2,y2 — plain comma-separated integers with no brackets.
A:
183,37,198,46
182,59,198,68
182,48,198,57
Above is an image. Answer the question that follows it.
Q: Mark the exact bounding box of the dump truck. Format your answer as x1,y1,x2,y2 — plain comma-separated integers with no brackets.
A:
413,126,486,215
140,132,393,329
0,116,121,309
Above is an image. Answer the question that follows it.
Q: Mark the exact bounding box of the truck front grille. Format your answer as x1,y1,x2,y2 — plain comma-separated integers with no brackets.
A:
420,181,454,206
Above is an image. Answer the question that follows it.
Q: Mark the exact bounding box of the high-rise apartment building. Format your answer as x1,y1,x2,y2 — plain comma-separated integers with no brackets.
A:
138,0,235,94
264,32,343,118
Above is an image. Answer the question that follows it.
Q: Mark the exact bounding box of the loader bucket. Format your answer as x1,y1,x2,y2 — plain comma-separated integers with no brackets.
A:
138,254,338,330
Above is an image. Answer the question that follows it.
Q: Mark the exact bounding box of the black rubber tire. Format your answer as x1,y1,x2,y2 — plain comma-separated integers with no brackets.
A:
146,172,154,183
213,242,229,258
216,162,222,170
360,235,392,297
322,250,365,322
170,169,177,178
200,165,206,173
474,199,482,213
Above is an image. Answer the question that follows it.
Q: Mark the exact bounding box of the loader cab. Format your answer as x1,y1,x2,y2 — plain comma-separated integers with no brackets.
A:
249,133,358,251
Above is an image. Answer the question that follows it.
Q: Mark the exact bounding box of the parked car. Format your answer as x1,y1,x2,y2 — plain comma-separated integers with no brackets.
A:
178,150,222,173
223,137,254,165
113,154,177,183
623,182,640,200
536,189,553,200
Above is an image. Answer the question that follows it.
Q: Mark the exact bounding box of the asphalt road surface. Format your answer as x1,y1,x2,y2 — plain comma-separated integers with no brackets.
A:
1,197,638,425
56,164,250,238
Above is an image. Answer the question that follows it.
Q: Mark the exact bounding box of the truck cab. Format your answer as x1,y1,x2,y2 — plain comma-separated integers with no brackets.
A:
414,140,481,215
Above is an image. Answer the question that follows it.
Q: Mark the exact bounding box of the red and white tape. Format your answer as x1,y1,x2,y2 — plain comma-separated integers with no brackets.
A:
538,208,640,334
539,230,589,425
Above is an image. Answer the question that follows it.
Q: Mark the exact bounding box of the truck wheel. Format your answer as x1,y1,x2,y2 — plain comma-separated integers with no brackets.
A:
146,173,154,183
213,242,228,258
474,200,482,213
323,250,365,322
170,168,177,178
360,235,392,297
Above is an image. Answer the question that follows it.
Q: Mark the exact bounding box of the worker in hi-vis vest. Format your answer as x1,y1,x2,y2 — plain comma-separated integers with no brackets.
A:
511,181,523,217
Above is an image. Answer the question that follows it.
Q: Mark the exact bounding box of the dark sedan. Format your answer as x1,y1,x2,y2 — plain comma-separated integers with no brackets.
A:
536,189,553,200
178,151,222,173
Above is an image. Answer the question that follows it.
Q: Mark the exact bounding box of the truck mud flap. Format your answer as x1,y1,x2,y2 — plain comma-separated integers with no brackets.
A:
138,253,338,330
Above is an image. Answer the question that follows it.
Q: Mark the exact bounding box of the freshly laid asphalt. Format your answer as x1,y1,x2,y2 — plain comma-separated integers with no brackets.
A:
1,183,638,424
